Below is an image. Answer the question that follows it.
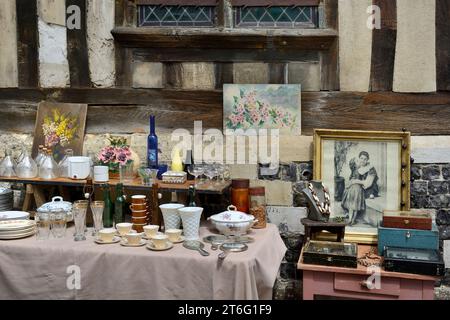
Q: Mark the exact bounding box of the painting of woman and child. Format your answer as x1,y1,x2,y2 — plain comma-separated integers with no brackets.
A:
321,139,402,235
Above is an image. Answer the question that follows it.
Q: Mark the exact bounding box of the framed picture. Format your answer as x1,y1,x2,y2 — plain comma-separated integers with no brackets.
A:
313,129,411,244
32,101,88,163
223,84,301,135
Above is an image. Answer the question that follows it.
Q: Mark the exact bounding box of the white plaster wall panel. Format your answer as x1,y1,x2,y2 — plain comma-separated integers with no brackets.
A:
87,0,116,87
0,0,19,88
38,19,70,87
393,0,436,93
39,0,66,26
338,0,373,92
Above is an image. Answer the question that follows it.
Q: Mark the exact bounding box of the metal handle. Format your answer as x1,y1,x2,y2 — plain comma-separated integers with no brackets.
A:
218,250,229,260
197,247,210,256
405,231,411,239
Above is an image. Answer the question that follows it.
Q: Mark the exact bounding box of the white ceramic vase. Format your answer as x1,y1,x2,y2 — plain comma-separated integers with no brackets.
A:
178,207,203,241
160,203,184,230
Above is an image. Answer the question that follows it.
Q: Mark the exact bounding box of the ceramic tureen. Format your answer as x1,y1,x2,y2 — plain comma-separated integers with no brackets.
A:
208,205,257,236
37,196,73,221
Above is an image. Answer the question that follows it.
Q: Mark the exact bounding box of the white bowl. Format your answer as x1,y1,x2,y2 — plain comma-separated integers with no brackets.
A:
208,205,256,236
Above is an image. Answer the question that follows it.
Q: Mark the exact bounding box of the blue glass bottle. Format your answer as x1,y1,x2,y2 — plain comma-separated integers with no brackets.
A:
147,115,158,169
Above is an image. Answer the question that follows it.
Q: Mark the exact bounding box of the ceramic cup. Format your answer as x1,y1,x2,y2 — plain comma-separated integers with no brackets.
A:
160,203,185,230
125,232,143,245
132,216,147,224
130,203,147,211
178,207,203,241
165,228,182,242
93,166,109,182
116,222,133,236
143,224,159,238
152,234,169,249
131,195,146,204
131,209,148,218
98,228,116,242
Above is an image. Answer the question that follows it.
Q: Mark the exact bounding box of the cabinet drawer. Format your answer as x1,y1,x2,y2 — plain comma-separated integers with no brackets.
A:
334,273,400,297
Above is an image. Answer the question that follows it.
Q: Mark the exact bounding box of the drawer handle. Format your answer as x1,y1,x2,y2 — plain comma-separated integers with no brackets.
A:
405,231,411,239
404,219,410,225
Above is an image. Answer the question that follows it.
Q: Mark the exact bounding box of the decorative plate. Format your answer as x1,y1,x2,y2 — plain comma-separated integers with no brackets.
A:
146,241,174,251
94,236,121,244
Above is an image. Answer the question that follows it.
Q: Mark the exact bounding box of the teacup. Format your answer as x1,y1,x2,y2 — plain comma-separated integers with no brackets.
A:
98,228,116,242
143,225,159,238
130,203,147,211
131,209,147,218
165,228,182,242
124,232,143,245
131,195,146,204
116,222,133,236
132,216,147,224
152,234,169,249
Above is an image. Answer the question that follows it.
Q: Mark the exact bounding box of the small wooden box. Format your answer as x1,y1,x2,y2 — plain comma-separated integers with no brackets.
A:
383,210,432,230
378,224,439,255
303,240,358,268
384,246,445,277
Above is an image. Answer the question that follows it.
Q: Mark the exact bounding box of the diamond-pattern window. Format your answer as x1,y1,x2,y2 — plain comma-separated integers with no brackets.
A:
138,5,216,27
234,6,318,28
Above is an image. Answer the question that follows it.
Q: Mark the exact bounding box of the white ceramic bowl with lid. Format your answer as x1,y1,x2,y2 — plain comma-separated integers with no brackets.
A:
208,205,256,236
37,196,73,221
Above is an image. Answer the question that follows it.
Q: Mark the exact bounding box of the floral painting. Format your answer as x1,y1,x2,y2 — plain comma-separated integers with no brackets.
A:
223,84,301,135
32,102,87,163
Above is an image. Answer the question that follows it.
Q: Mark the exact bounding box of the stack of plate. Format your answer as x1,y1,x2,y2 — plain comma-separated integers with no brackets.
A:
0,211,30,221
0,188,14,211
0,220,36,240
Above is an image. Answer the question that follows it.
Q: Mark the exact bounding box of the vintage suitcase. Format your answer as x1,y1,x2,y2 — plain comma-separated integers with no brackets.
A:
303,240,358,268
383,246,445,276
383,210,432,230
378,223,439,255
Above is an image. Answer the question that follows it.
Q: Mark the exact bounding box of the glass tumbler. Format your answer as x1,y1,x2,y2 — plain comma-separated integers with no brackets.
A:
36,212,51,240
90,201,104,236
50,209,67,238
73,200,88,241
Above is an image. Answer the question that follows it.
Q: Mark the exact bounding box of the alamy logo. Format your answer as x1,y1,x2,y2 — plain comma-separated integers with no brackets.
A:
365,266,381,290
67,5,81,30
367,5,381,30
66,265,81,290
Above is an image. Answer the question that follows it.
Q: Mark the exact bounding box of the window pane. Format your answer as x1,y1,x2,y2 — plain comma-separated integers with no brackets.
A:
234,6,318,28
138,5,216,27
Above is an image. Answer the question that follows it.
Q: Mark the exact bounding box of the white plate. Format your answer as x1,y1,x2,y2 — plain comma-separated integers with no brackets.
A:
0,211,30,221
94,236,121,244
142,231,164,240
0,220,36,231
0,225,36,234
0,229,36,240
169,236,185,244
120,239,146,247
146,241,174,251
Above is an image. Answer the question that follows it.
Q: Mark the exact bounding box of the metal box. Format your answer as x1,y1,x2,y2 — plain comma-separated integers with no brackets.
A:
303,240,358,268
383,246,445,276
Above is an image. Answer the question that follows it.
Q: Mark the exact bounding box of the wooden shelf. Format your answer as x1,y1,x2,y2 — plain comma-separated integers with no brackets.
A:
0,177,231,195
112,27,338,50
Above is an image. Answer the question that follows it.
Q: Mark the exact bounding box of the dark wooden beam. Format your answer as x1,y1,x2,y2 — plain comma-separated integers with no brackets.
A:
268,63,288,84
436,0,450,91
370,0,397,91
320,0,339,90
133,48,320,63
16,0,39,87
1,89,450,136
215,62,234,89
66,0,90,87
111,27,338,50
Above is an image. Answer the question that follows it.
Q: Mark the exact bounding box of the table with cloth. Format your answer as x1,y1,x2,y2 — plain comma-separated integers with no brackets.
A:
0,223,286,300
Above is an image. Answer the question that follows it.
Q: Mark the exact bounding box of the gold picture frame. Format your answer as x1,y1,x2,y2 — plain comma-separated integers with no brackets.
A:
313,129,411,244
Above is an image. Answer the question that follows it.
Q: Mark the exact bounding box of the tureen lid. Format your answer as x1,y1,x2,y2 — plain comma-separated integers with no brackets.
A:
210,205,255,223
37,196,72,213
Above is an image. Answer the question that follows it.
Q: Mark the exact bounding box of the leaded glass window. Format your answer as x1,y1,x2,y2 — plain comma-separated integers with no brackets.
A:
138,5,216,27
233,6,318,28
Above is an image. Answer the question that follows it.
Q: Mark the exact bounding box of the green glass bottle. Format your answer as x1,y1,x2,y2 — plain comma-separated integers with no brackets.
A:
114,183,126,225
188,185,196,207
102,184,114,228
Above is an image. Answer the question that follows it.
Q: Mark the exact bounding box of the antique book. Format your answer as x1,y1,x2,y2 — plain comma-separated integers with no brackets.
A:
383,210,432,230
303,240,358,268
383,246,445,276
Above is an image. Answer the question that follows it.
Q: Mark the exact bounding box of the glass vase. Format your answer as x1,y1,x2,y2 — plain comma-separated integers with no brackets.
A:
0,150,17,177
57,149,74,178
16,148,38,178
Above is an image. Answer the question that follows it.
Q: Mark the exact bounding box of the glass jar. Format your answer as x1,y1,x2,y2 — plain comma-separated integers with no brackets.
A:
57,149,74,178
39,150,58,179
231,179,250,213
249,187,266,229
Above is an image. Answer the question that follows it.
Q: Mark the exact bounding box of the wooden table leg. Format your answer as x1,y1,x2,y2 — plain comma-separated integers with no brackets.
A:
33,185,47,208
302,270,315,300
22,184,34,212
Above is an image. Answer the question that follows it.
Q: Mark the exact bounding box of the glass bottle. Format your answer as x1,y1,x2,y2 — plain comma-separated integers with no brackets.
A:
102,184,114,228
187,185,196,207
16,148,38,178
249,187,267,229
231,179,250,213
114,183,126,225
184,149,195,180
34,145,44,166
0,149,17,177
38,149,58,179
147,115,158,169
57,149,73,178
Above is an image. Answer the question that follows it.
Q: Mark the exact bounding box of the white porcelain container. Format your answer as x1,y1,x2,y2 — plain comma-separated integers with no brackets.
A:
93,166,109,182
68,157,91,180
178,207,203,241
159,203,184,230
208,205,256,236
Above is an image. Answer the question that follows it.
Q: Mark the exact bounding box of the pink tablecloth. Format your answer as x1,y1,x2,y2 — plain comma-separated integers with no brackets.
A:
0,223,286,300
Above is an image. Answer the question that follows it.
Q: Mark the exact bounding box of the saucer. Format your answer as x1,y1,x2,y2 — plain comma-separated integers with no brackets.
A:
120,239,146,247
142,231,164,240
169,236,185,244
146,241,173,251
95,236,121,244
